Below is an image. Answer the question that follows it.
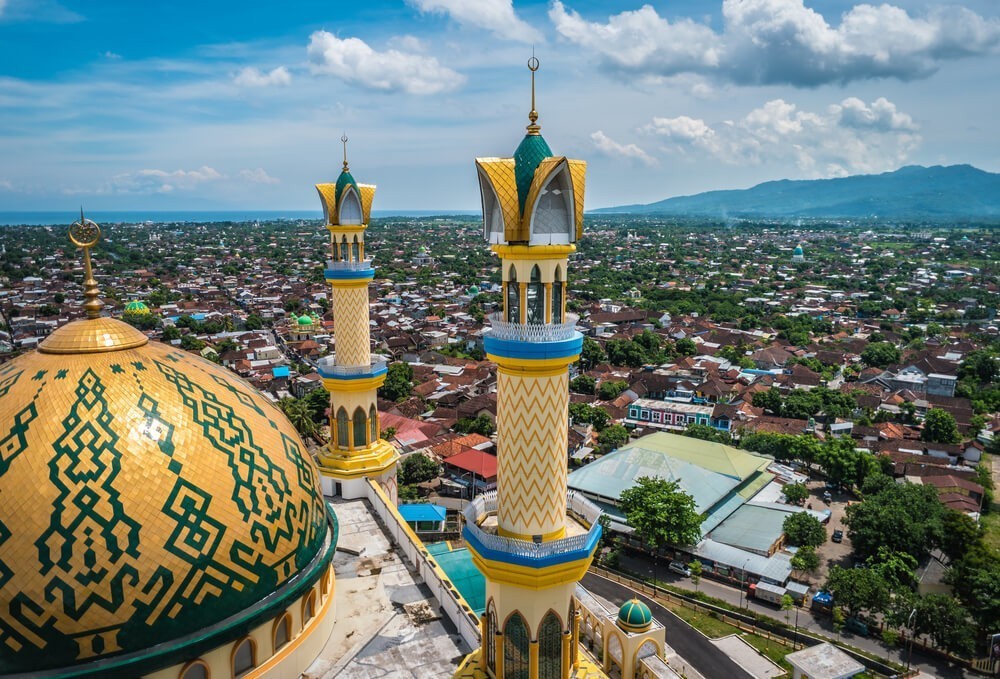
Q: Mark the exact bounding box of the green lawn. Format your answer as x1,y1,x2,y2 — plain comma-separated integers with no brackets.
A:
982,511,1000,557
665,603,741,639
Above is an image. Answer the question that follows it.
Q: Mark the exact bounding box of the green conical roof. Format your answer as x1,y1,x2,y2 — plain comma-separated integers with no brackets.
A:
335,169,358,207
513,133,552,214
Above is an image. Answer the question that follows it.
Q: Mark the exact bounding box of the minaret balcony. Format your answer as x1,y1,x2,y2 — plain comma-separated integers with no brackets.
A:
317,354,388,380
461,490,602,569
325,259,375,281
485,312,580,343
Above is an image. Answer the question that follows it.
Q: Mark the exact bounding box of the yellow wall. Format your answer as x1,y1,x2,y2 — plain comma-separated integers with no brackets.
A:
329,284,372,367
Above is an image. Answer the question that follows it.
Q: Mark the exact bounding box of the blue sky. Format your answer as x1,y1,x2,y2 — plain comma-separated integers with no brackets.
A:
0,0,998,212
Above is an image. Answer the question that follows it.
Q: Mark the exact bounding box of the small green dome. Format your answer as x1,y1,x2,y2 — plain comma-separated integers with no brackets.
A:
468,285,480,296
124,300,150,314
617,598,652,633
513,133,553,214
793,244,804,256
297,314,313,325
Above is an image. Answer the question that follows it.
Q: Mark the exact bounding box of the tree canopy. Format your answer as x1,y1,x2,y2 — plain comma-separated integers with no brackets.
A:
618,476,703,550
844,474,945,561
782,511,827,548
379,362,414,402
921,408,960,444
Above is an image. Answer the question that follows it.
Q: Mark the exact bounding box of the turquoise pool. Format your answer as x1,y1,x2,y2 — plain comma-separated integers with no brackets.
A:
426,542,486,615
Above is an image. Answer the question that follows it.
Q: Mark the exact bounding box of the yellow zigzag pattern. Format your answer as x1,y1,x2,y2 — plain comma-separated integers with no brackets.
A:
331,286,371,367
496,370,569,537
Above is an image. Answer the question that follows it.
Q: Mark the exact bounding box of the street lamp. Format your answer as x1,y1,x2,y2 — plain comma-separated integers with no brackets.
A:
906,607,917,672
738,558,752,609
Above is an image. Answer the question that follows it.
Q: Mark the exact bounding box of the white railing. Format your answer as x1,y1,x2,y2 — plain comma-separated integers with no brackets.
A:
463,490,601,560
486,313,579,343
567,490,604,526
325,259,373,271
317,354,387,376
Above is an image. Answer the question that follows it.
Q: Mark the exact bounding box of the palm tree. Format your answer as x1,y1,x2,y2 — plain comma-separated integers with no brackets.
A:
280,397,317,439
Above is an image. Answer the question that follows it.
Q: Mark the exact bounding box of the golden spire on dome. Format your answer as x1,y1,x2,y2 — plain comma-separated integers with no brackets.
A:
341,133,350,172
69,209,103,320
527,52,540,135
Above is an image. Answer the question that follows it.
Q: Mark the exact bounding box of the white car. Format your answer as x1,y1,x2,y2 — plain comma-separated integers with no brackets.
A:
667,561,691,577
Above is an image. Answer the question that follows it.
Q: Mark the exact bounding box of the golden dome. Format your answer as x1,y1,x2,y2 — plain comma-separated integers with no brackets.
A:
0,317,332,675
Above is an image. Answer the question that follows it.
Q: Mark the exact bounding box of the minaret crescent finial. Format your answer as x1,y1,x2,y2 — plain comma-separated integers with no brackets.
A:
68,209,103,320
341,133,349,171
527,50,540,136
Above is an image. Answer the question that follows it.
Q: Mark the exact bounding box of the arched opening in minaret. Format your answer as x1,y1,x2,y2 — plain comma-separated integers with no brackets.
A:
369,404,378,443
339,186,363,225
477,166,506,244
503,612,529,679
552,265,564,323
352,407,367,447
505,265,520,324
352,235,360,262
527,265,544,325
485,601,498,673
538,610,563,679
528,164,574,246
336,407,349,448
340,235,349,262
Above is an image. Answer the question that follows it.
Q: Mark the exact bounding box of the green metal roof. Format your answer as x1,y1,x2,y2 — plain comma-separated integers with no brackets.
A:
335,169,358,207
513,133,552,214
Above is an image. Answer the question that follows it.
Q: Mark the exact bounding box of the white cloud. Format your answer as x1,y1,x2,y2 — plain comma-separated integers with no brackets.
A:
0,1,8,17
407,0,543,43
644,97,921,176
239,168,280,184
0,178,13,191
233,66,291,87
307,31,464,95
590,131,657,166
550,0,1000,86
108,166,225,194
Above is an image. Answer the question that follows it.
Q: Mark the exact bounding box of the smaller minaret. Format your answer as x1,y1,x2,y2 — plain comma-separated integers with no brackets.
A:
314,137,398,502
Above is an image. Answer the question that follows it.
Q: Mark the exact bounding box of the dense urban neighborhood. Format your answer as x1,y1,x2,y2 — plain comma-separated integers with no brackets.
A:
2,216,998,674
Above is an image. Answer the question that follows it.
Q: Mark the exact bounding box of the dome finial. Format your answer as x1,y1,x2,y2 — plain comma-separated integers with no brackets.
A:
341,133,350,172
527,50,540,136
68,208,103,320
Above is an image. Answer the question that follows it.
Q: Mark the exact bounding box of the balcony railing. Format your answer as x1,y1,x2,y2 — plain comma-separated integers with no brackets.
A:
325,259,373,271
463,490,601,561
485,313,579,343
317,354,387,377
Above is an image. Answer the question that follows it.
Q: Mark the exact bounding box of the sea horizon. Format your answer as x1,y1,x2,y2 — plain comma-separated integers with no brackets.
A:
0,209,480,226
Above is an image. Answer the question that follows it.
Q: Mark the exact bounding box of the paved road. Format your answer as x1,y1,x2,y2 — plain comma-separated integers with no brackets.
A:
581,572,754,679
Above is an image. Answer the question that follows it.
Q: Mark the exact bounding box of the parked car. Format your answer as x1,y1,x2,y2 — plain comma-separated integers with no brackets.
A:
667,561,691,577
845,617,869,637
831,529,844,543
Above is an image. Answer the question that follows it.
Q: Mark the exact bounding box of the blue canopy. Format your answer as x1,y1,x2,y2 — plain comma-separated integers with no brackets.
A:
398,504,447,523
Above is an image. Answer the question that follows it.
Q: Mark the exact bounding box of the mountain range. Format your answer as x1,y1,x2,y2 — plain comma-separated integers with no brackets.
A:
592,165,1000,220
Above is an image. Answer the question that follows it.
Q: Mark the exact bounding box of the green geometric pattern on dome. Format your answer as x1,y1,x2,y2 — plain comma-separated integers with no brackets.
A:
513,133,552,214
0,348,329,676
123,301,149,314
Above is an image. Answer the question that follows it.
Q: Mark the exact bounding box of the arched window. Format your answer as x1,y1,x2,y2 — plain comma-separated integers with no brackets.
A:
302,590,317,622
552,266,563,324
503,612,529,679
527,265,544,325
179,660,209,679
485,602,498,672
506,266,519,324
352,235,360,262
369,404,378,443
529,166,574,245
340,235,349,262
272,613,291,651
232,638,255,678
538,611,563,679
353,407,367,447
339,187,362,225
336,407,349,448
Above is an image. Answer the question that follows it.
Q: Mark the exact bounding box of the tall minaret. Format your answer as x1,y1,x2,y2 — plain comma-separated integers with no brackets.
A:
314,137,398,502
457,59,604,679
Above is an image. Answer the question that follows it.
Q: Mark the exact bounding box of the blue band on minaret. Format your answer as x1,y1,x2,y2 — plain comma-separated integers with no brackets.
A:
483,332,583,361
324,267,375,280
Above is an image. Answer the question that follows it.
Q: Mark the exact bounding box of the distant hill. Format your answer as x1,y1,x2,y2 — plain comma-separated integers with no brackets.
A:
593,165,1000,220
